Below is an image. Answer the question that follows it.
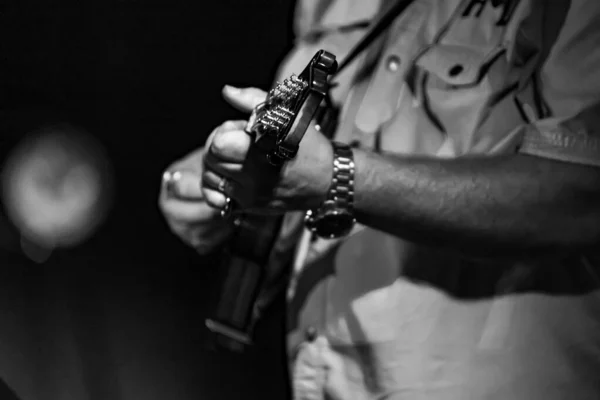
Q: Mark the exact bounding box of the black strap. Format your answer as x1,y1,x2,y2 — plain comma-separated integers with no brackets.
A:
333,0,418,78
315,0,416,137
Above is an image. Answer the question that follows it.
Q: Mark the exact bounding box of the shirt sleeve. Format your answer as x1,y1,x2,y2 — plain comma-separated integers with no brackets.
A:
518,0,600,167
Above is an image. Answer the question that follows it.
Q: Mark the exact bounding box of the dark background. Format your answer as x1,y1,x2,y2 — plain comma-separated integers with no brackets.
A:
0,0,296,399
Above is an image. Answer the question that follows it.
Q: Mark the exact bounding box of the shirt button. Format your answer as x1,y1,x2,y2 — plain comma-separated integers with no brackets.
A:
448,64,464,77
386,55,401,72
304,326,318,342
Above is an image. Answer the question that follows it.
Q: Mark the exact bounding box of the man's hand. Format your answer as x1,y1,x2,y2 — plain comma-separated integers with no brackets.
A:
201,85,334,214
158,146,233,254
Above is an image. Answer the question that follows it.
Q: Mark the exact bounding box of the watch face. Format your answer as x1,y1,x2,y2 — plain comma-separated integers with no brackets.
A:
315,210,355,239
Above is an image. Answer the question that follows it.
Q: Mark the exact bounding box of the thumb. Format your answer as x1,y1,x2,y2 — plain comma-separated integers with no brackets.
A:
222,85,267,113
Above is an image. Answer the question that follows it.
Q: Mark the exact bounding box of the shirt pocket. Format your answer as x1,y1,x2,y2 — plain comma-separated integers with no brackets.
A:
411,41,515,155
415,43,507,90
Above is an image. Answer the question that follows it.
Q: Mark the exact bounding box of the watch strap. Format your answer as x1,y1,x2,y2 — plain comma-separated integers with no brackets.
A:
326,141,355,210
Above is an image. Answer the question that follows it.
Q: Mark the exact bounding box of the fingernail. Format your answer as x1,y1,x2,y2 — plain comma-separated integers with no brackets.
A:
224,85,241,93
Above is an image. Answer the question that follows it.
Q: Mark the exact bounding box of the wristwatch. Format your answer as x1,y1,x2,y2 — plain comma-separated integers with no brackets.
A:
304,141,356,239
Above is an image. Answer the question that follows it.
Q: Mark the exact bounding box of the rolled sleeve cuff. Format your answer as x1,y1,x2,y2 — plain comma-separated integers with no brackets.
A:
518,115,600,168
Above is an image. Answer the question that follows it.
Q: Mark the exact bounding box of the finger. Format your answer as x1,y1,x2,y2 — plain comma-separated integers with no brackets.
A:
201,169,235,198
209,128,252,163
203,152,244,179
159,197,219,223
202,185,229,210
204,120,247,150
161,169,203,201
221,120,248,131
222,86,267,113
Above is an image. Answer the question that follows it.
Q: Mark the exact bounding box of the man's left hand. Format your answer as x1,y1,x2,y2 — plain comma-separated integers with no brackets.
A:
201,85,334,214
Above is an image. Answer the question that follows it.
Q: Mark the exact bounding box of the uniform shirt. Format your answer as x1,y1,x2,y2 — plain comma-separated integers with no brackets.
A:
271,1,600,399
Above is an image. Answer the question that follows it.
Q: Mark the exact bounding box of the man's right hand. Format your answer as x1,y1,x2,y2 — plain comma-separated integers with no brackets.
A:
158,146,233,254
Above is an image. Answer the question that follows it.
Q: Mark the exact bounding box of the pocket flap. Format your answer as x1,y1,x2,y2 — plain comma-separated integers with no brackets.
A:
416,44,502,87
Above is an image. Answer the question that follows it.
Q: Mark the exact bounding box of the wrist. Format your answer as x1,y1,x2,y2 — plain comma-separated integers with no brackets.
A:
309,140,335,208
305,141,356,239
281,130,334,211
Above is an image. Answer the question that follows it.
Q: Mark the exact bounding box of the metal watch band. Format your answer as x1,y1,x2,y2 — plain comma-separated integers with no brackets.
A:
326,141,355,209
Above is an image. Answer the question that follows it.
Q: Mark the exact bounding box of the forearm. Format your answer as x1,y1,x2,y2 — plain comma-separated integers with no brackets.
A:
353,149,600,256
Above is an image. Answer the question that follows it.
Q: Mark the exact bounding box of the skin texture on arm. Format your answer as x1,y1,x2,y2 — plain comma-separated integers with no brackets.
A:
352,150,600,257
